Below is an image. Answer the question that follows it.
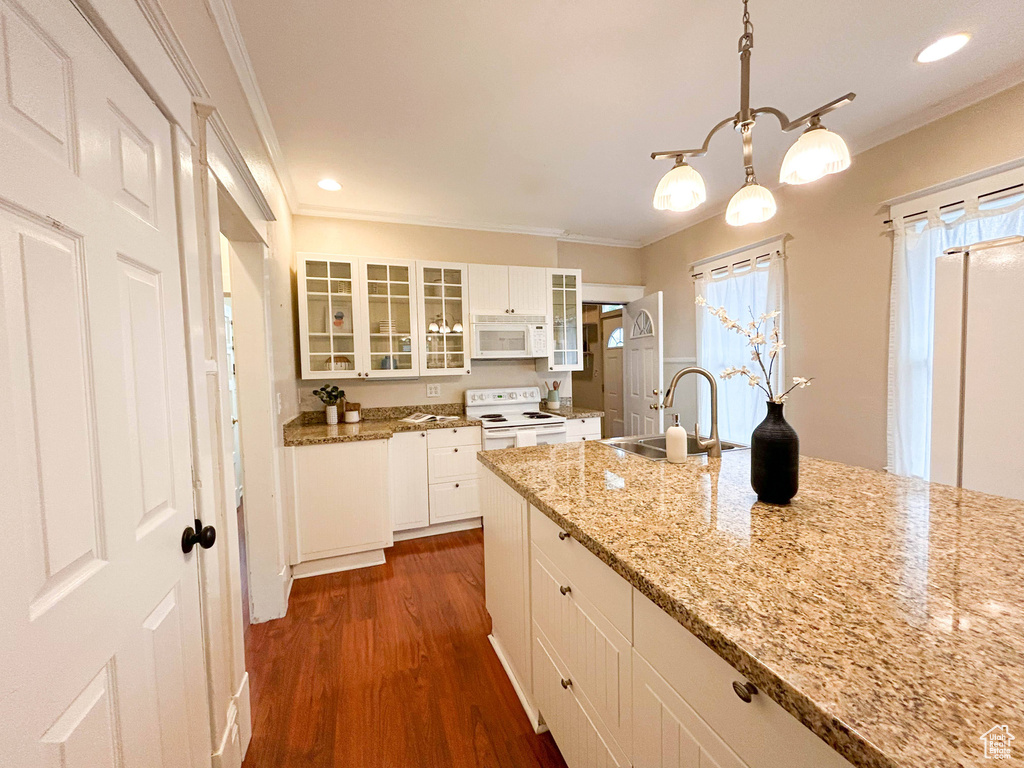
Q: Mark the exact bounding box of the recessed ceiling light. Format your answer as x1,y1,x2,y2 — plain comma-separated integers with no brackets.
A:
916,33,971,63
318,178,342,191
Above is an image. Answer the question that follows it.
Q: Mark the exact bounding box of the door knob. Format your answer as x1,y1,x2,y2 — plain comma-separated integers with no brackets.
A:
181,519,216,553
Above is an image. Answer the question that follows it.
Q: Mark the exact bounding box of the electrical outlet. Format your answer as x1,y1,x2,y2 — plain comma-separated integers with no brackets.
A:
426,383,441,398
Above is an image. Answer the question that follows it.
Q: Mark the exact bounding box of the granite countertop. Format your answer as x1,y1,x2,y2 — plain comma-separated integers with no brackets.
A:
283,414,482,446
546,406,604,419
477,441,1024,768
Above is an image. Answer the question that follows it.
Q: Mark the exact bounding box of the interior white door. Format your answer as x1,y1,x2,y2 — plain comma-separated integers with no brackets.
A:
602,312,624,437
0,1,211,766
624,293,665,435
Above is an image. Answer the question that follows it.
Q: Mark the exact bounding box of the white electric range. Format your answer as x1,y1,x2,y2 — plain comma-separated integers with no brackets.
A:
465,387,567,449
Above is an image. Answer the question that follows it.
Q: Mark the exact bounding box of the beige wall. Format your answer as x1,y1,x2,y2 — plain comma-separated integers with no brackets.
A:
571,304,605,411
641,82,1024,470
293,215,642,408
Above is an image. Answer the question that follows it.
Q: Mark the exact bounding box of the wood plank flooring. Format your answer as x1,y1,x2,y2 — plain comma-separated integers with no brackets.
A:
243,529,567,768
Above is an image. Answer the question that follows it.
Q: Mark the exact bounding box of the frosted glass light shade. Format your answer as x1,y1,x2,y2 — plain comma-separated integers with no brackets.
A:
726,183,777,226
779,128,851,185
653,163,706,212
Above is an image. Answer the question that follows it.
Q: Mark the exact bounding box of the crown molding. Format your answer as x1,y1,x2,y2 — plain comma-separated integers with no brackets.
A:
132,0,209,100
296,204,640,247
203,0,298,211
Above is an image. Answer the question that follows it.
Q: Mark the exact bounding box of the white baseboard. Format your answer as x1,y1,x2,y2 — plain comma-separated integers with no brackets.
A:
488,634,546,734
234,673,252,760
393,517,482,542
210,698,242,768
291,549,386,579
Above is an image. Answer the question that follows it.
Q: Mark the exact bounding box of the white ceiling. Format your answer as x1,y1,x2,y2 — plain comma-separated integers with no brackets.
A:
229,0,1024,244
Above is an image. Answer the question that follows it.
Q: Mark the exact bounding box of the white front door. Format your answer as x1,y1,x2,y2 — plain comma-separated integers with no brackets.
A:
623,293,664,435
602,312,624,437
0,1,211,765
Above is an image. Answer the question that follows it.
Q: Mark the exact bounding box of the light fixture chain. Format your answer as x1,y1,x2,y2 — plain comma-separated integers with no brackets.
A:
739,0,753,51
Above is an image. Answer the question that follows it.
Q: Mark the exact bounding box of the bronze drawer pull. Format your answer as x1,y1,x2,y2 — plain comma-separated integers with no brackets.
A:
560,678,572,690
559,585,571,596
732,681,758,703
558,531,570,541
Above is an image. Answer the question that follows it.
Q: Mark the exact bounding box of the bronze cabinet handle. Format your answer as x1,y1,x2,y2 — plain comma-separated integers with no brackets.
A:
558,531,570,541
560,678,572,689
559,585,571,596
732,681,758,703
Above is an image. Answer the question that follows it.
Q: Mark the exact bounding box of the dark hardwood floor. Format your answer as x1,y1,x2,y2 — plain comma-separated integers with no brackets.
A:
242,529,567,768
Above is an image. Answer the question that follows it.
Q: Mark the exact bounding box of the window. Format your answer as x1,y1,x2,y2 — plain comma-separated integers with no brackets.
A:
888,166,1024,478
601,304,623,314
607,327,623,348
630,310,653,338
693,240,785,445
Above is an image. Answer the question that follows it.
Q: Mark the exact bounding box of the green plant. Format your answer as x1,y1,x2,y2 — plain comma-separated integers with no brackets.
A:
313,385,345,407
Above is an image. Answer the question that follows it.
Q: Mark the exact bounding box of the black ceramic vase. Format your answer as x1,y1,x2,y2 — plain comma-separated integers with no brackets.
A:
750,401,799,504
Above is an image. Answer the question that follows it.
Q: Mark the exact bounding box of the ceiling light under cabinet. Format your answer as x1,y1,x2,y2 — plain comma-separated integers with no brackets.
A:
653,162,707,212
318,178,342,191
779,124,851,185
726,183,777,226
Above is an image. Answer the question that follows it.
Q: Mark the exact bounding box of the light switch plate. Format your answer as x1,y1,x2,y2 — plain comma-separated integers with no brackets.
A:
426,383,441,398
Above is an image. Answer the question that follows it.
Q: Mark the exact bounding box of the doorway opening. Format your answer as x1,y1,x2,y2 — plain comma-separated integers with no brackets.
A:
572,303,624,437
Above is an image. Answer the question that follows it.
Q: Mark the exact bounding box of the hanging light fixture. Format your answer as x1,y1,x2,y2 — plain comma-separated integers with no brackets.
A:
650,0,855,225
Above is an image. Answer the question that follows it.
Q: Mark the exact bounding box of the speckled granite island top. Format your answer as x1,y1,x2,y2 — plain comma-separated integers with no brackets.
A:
477,441,1024,768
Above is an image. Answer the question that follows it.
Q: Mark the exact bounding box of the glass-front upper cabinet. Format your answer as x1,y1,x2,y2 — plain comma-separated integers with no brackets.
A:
417,262,471,376
542,268,583,372
363,259,420,377
298,254,364,379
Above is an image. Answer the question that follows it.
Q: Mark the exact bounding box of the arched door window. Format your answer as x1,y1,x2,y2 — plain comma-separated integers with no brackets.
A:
607,327,623,348
631,309,654,338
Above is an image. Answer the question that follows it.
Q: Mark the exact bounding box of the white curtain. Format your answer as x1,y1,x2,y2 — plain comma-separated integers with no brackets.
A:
695,251,785,445
888,194,1024,478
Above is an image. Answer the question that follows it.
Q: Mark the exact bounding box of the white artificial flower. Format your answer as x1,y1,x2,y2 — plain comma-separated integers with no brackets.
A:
747,375,762,387
695,295,707,306
792,376,811,388
769,341,786,359
714,306,729,319
771,326,781,340
750,333,766,345
720,367,739,380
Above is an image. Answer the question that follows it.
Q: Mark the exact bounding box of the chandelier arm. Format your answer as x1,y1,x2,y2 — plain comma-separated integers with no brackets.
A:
650,114,739,161
754,93,857,132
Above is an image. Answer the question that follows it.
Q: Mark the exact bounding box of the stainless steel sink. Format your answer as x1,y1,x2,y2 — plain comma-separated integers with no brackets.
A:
601,433,746,461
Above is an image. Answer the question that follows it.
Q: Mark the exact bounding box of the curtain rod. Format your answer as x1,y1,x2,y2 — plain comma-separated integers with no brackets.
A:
882,182,1024,225
944,235,1024,255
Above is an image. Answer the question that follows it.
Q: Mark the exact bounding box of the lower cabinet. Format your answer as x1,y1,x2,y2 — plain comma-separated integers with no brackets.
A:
633,650,746,768
567,417,602,443
426,426,481,525
390,431,429,530
533,630,628,768
291,440,392,564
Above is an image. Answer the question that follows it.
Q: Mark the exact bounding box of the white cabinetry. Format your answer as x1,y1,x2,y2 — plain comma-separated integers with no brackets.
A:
389,431,429,531
480,467,538,727
427,427,481,524
469,264,548,317
417,261,471,375
567,417,602,442
290,440,392,570
297,253,420,380
538,268,583,372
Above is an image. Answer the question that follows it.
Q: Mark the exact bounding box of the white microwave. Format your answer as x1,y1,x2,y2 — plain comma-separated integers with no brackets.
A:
471,316,549,359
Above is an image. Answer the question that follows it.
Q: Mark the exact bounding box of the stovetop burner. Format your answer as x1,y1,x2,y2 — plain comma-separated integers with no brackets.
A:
483,416,508,422
525,412,553,419
480,414,502,419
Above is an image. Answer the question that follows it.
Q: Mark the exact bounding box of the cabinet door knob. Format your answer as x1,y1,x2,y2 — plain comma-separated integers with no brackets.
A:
559,585,571,596
454,447,458,453
510,309,515,313
455,483,460,488
732,681,758,703
560,678,572,689
421,432,426,437
558,531,570,541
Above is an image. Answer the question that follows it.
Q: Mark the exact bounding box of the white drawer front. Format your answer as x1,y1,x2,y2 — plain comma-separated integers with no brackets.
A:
633,650,747,768
533,630,628,768
567,418,602,440
426,425,481,448
428,444,479,482
633,592,853,768
428,479,480,524
530,506,632,640
532,547,631,756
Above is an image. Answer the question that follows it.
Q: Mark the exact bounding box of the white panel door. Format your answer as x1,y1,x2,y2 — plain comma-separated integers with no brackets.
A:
509,265,548,316
624,293,664,435
961,242,1024,499
390,431,429,530
0,1,210,766
603,314,624,437
469,263,510,315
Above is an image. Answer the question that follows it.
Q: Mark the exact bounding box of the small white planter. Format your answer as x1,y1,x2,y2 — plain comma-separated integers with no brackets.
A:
325,405,339,425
